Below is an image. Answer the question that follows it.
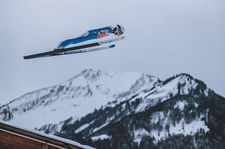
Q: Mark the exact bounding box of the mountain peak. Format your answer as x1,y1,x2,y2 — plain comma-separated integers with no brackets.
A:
163,73,194,85
81,69,103,80
0,69,160,129
176,73,193,79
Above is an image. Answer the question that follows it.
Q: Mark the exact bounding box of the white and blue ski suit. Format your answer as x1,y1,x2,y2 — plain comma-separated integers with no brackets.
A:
57,26,114,48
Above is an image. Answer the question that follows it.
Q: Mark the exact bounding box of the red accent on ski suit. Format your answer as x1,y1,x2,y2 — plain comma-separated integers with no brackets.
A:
97,32,107,39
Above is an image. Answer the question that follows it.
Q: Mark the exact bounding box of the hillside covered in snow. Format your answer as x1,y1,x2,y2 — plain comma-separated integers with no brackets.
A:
1,69,225,149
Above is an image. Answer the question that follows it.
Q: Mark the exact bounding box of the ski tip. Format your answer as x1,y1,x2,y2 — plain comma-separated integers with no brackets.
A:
23,56,28,60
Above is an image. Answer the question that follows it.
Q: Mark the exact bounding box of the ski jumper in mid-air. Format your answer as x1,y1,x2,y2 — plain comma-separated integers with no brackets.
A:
57,25,125,48
23,25,125,59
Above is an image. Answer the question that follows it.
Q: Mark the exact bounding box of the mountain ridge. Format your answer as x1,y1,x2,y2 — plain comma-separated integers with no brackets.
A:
1,69,224,149
0,69,159,129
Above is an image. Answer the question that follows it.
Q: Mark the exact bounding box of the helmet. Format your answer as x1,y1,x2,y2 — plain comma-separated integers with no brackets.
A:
114,24,125,36
117,24,125,35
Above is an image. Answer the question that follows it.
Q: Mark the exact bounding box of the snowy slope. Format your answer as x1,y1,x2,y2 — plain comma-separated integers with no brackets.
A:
1,70,224,149
0,69,159,131
54,72,218,149
133,74,208,113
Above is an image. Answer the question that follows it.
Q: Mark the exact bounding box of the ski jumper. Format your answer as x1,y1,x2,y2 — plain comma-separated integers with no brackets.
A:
57,26,114,48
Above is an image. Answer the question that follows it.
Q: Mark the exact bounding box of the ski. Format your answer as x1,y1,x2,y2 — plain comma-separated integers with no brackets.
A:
23,36,125,59
65,44,115,55
28,45,116,59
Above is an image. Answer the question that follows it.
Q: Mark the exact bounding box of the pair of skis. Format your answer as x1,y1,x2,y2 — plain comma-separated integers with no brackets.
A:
23,36,125,59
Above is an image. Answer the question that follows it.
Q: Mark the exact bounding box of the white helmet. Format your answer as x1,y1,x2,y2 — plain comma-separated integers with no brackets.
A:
117,24,125,35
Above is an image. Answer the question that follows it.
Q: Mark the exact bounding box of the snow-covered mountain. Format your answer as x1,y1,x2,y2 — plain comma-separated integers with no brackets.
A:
0,69,159,131
1,69,225,149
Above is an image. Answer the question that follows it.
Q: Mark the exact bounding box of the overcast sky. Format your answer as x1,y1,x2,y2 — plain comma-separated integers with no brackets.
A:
0,0,225,105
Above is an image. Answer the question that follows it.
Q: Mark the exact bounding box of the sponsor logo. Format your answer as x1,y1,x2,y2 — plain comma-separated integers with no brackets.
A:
97,32,107,39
